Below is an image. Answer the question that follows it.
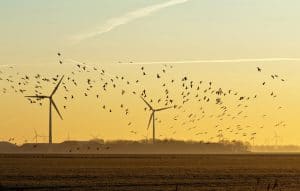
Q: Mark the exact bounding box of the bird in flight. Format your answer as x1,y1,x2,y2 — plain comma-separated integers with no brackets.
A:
257,67,262,72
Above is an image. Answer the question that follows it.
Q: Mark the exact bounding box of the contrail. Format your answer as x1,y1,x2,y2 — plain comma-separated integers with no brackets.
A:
71,0,190,43
117,58,300,65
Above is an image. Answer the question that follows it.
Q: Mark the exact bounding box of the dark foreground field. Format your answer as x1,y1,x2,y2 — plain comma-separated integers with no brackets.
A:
1,154,300,191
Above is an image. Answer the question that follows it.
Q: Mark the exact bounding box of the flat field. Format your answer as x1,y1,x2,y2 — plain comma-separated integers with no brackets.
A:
1,154,300,191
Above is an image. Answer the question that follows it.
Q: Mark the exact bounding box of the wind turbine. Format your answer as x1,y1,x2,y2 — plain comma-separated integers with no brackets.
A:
274,131,280,146
32,129,47,143
140,96,173,144
66,132,70,141
90,134,100,141
26,76,64,144
250,132,257,146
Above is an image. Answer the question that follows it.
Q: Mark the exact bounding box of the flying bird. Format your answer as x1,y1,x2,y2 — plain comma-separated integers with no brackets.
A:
257,67,262,72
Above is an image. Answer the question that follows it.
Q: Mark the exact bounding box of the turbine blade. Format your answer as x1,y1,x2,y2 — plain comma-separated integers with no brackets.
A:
51,75,64,97
51,99,63,120
155,106,173,112
25,95,48,99
147,112,154,130
140,96,153,110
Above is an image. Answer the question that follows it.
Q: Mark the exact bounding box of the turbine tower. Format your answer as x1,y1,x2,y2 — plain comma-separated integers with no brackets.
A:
26,76,64,144
140,96,173,144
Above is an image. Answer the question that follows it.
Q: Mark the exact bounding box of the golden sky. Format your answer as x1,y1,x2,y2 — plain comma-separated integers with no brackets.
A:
0,0,300,145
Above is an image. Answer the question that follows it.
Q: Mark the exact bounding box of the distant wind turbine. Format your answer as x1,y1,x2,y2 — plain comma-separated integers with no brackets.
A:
26,76,64,144
33,129,47,143
140,96,173,144
274,131,281,146
90,134,100,141
66,132,70,141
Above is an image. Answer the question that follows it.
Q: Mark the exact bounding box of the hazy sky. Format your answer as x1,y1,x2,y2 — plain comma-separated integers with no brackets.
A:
0,0,300,145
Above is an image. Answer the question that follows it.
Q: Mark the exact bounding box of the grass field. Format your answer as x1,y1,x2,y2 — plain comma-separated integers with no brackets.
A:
1,154,300,190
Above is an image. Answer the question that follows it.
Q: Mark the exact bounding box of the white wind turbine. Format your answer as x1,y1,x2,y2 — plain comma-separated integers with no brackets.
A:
140,96,173,144
26,76,64,144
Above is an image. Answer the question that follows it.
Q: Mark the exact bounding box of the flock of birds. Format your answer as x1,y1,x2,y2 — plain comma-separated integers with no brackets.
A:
0,53,288,145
